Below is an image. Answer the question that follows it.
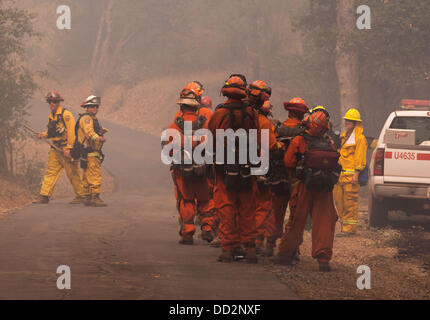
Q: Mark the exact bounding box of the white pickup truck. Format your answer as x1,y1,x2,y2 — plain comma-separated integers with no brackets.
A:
368,99,430,227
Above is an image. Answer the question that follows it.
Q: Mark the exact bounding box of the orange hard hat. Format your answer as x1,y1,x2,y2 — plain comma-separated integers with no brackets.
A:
248,80,271,100
249,80,268,91
307,109,329,136
260,100,272,115
221,74,248,99
177,82,204,107
184,81,205,97
284,97,309,114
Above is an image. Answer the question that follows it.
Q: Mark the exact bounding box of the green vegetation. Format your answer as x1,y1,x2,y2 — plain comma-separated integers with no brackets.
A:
0,0,36,174
285,0,430,134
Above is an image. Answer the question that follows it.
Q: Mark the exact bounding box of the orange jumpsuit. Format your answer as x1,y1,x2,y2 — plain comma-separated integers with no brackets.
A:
168,108,217,238
254,113,279,246
278,134,338,263
199,107,217,218
265,117,302,247
208,100,261,252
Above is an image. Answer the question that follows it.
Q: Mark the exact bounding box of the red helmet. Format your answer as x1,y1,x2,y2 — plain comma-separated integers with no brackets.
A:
46,91,64,103
221,74,247,99
307,110,329,136
284,97,309,114
201,96,212,109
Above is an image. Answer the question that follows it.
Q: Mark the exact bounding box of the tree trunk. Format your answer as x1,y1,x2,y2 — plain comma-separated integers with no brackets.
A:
90,0,114,93
335,0,359,130
0,143,7,175
8,139,13,175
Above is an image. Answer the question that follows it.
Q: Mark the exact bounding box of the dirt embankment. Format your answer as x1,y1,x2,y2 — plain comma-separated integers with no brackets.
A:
268,196,430,300
1,138,115,217
0,177,33,218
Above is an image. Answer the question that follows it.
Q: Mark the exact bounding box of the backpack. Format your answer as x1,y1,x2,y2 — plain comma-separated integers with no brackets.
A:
70,113,105,167
174,107,208,180
216,102,259,190
268,122,305,196
296,133,341,192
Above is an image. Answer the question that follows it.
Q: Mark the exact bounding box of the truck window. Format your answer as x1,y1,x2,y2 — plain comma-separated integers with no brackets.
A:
389,117,430,145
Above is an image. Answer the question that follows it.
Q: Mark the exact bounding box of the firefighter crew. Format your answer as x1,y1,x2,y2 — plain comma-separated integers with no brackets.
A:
272,110,339,272
208,74,261,263
334,108,367,235
247,80,282,255
167,82,217,245
33,91,85,204
264,97,308,257
76,95,108,207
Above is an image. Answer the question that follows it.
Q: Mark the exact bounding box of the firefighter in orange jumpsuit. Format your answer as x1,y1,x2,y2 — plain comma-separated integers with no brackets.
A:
167,82,217,245
200,95,224,247
200,95,215,193
247,81,281,255
264,98,308,257
208,74,262,263
272,110,339,272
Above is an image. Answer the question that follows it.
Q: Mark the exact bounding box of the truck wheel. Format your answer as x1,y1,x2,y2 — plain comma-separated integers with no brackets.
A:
368,193,388,227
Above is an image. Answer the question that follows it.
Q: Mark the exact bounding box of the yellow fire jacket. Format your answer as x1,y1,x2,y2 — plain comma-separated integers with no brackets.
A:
338,123,367,175
42,106,76,150
77,114,106,154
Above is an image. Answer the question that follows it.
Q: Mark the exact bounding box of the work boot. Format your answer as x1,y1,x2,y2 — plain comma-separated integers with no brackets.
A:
178,236,194,245
217,250,233,263
245,249,258,264
232,246,245,261
270,254,296,266
84,195,92,206
32,195,49,204
69,196,85,204
255,236,264,255
209,236,221,248
262,246,274,257
337,231,356,237
90,194,107,207
292,248,301,262
318,261,331,272
201,230,214,243
255,242,264,255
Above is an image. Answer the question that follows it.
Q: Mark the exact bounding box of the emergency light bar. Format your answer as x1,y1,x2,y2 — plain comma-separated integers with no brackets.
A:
400,99,430,110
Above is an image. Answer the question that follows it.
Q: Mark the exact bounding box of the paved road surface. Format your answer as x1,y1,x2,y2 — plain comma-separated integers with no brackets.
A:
0,104,297,299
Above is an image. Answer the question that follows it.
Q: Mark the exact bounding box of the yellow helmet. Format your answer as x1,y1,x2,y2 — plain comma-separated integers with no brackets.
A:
344,108,362,122
311,105,330,118
313,105,326,112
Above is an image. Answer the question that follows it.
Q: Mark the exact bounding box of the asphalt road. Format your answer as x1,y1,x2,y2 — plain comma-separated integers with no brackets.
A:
0,104,297,299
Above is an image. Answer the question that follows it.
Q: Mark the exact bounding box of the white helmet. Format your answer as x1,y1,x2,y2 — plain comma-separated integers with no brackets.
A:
81,95,101,108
